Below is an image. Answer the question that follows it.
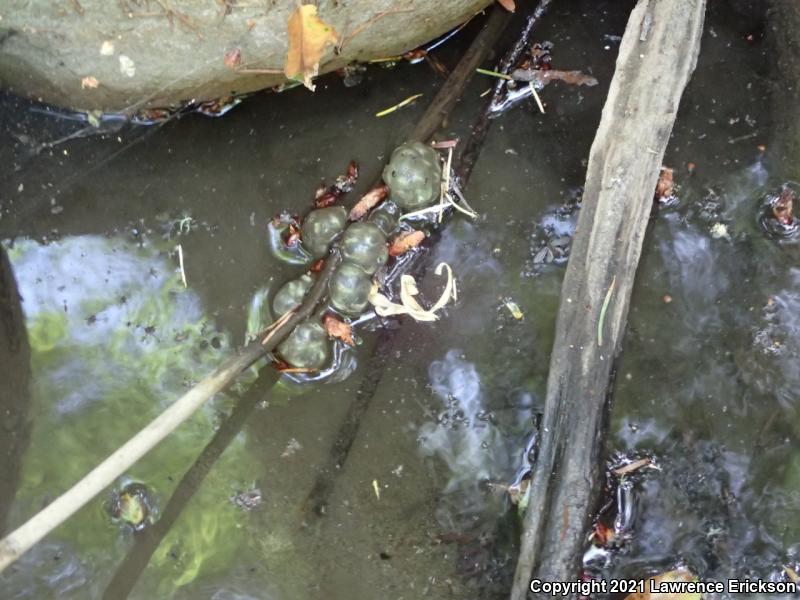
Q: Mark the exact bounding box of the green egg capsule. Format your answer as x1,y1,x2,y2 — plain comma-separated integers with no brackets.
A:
340,222,388,275
272,273,316,318
329,262,373,316
368,201,401,236
277,320,330,370
301,206,348,258
382,141,442,211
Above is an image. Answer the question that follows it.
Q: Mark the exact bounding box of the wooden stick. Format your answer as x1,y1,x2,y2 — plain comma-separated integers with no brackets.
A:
455,0,553,183
409,5,512,143
0,256,339,573
509,1,706,597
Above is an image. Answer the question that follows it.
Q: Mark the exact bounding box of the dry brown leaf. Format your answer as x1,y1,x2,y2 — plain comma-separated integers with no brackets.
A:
349,184,388,220
774,186,795,225
497,0,516,11
323,314,354,346
81,76,99,89
655,166,674,200
224,48,242,70
284,4,338,91
388,230,425,257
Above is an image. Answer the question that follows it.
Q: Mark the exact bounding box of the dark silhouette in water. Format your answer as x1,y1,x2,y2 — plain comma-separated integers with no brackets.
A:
0,243,31,536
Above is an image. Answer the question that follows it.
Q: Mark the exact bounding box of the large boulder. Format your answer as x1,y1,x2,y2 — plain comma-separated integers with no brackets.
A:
0,0,492,114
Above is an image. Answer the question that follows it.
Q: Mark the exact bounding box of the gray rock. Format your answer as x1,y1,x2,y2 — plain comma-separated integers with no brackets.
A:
0,0,491,113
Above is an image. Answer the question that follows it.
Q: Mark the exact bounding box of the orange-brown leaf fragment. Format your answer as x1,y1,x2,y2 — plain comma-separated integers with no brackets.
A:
655,166,674,201
323,314,354,346
349,184,389,220
774,186,795,225
497,0,516,11
284,4,338,91
388,230,425,256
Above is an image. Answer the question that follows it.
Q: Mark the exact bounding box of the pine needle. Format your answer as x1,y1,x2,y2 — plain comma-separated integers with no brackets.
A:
476,67,512,80
375,93,423,117
528,81,545,114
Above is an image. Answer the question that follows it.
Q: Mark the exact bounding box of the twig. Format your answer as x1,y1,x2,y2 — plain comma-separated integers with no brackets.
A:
612,457,653,476
456,0,553,183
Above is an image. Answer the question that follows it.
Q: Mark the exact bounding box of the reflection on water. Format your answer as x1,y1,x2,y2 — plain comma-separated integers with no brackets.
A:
1,235,263,599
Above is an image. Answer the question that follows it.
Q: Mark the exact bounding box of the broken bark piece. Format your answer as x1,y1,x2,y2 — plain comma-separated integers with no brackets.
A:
388,230,426,256
511,68,598,87
510,1,706,597
348,184,389,221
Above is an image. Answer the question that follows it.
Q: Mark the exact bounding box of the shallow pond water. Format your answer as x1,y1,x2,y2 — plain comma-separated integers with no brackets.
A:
0,1,797,599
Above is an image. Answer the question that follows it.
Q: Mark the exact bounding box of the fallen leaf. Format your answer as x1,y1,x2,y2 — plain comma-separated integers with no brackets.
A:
323,314,354,346
655,166,674,201
497,0,516,11
284,4,338,91
388,230,425,256
81,76,99,89
224,47,242,70
591,522,616,546
246,18,257,31
314,191,339,208
624,570,701,600
349,184,389,220
512,68,598,87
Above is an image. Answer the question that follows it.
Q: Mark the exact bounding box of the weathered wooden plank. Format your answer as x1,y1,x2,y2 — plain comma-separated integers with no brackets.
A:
510,1,706,597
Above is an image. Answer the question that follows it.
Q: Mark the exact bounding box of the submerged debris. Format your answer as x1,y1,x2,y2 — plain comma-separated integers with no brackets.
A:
229,487,262,511
760,184,798,238
108,482,155,531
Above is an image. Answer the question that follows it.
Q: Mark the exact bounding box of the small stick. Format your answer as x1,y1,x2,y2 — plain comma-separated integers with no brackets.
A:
612,457,653,476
